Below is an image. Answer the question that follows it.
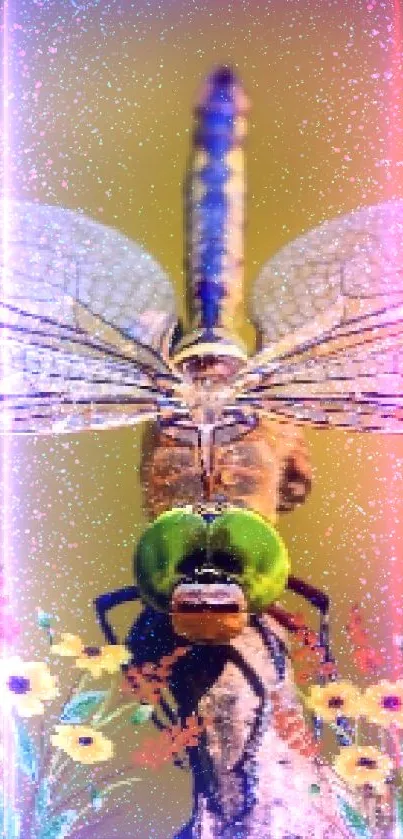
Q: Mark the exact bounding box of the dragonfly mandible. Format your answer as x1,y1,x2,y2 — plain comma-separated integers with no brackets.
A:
2,66,403,645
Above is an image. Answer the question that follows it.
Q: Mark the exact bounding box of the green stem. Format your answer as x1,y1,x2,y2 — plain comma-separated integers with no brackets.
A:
61,799,130,839
47,764,84,813
96,700,143,729
51,755,73,785
49,767,139,820
73,777,139,823
90,674,119,728
20,716,45,839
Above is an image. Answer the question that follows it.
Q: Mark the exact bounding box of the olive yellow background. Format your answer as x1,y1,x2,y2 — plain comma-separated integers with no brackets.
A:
4,0,403,836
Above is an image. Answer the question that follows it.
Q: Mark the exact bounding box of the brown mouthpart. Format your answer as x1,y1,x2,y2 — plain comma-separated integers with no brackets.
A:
171,581,247,643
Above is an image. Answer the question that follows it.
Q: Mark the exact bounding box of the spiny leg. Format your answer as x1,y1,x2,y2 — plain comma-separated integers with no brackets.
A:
94,585,140,645
287,574,333,664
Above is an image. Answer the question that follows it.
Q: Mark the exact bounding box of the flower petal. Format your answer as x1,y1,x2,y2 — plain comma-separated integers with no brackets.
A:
51,634,84,657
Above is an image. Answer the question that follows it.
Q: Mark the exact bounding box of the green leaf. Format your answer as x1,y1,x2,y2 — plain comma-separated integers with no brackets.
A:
337,797,372,838
60,691,107,724
14,719,38,781
37,610,53,630
89,786,103,812
36,810,77,839
130,704,153,724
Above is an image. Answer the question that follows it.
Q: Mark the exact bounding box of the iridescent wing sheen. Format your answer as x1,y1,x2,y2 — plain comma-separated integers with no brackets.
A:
0,201,187,434
231,201,403,432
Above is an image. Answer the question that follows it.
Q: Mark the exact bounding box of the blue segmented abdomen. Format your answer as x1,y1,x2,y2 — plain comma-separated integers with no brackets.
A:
189,66,249,333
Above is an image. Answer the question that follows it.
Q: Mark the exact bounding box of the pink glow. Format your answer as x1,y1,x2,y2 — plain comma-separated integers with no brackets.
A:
390,0,403,179
387,0,403,681
1,0,16,828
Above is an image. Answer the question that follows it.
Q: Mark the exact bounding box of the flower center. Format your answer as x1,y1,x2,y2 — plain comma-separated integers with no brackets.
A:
78,736,94,746
382,695,402,711
8,675,31,695
328,696,344,709
356,757,377,769
83,646,101,658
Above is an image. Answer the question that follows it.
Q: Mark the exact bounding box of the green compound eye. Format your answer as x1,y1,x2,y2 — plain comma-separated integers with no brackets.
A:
208,508,290,612
135,506,289,613
136,509,206,610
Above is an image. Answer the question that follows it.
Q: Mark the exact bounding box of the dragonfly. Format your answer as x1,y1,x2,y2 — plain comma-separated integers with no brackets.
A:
2,66,403,648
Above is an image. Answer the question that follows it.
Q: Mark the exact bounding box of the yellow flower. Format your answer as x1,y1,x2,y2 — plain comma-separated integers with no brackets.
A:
74,645,108,679
51,634,104,676
306,681,361,723
75,645,130,678
52,634,130,679
2,658,58,717
51,725,114,764
361,681,403,729
333,745,393,795
51,633,83,657
100,645,131,674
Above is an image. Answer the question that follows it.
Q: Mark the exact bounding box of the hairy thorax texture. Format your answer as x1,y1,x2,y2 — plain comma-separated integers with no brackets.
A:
141,416,312,522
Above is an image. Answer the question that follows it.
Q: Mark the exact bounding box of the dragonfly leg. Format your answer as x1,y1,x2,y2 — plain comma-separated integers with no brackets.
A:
250,614,287,682
267,576,334,667
125,608,188,729
94,585,140,645
287,575,333,663
287,574,329,613
96,595,184,734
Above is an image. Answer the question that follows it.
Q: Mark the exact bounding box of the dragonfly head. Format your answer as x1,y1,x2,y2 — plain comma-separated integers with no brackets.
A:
197,65,250,116
135,507,290,645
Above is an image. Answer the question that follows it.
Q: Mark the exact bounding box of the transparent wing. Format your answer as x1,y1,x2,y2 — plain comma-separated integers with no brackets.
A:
231,202,403,433
5,200,177,347
250,200,403,347
0,201,186,434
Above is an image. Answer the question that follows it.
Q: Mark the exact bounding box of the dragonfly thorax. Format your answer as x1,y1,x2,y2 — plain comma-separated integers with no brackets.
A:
179,353,243,385
171,326,247,367
170,329,247,428
171,328,247,388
